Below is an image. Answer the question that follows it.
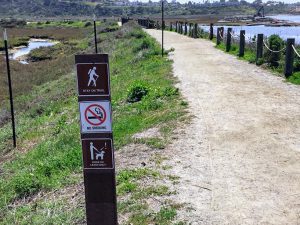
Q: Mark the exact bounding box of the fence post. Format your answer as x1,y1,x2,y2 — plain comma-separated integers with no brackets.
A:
209,23,213,40
170,22,172,31
226,28,232,52
3,29,16,148
220,27,224,42
175,21,178,32
184,22,187,35
189,23,192,37
284,38,295,78
216,27,221,45
194,23,198,38
239,30,245,57
179,22,182,34
256,33,264,64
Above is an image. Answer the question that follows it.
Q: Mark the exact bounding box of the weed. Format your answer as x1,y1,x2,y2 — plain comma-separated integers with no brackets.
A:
127,81,149,103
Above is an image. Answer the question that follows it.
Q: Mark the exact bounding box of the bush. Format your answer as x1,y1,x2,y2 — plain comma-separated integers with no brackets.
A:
265,35,284,68
127,29,146,39
84,21,92,27
294,57,300,72
127,82,149,103
13,174,42,198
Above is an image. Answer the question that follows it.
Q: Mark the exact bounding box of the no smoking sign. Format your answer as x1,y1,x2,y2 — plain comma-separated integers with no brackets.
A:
79,101,112,133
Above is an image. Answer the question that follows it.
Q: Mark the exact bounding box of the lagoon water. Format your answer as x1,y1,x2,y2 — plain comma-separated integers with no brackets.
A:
269,15,300,23
201,15,300,44
12,39,56,64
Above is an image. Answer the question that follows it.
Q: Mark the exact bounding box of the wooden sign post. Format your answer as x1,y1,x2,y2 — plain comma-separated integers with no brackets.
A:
75,54,117,225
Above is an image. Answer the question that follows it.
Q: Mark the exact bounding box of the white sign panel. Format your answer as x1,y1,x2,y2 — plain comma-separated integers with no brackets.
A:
79,101,112,133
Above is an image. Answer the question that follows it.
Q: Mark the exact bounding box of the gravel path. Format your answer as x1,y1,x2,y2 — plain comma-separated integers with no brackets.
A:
146,29,300,225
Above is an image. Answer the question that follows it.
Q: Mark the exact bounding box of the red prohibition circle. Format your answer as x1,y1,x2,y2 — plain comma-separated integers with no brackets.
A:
84,104,107,126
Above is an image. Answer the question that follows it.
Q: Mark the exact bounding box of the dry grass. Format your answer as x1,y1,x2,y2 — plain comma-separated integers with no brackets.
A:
0,26,92,125
0,27,88,43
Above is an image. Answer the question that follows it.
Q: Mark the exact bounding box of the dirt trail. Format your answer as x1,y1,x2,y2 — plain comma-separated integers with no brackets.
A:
146,29,300,225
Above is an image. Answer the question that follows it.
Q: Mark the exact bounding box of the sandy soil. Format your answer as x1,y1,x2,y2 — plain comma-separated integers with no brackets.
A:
145,29,300,225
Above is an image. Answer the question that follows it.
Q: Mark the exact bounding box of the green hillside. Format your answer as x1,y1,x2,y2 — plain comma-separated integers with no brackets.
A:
0,21,187,224
0,0,292,18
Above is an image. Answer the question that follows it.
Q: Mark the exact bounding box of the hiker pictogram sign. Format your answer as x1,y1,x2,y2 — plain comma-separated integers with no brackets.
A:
76,63,110,97
81,139,114,169
79,101,112,133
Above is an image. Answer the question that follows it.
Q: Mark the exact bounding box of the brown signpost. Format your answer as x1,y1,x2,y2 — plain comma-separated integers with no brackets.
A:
75,54,117,225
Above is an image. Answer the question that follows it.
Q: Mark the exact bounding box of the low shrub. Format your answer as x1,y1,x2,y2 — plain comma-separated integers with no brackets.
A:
264,35,284,68
127,82,149,103
84,21,92,27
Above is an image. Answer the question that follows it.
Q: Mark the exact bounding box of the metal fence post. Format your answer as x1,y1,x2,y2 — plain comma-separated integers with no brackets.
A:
3,30,16,148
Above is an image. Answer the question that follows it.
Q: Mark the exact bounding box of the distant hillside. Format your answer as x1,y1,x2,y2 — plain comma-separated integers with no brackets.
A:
0,0,94,17
0,0,293,18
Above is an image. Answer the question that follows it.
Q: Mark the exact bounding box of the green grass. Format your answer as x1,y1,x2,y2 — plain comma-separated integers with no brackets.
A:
0,22,186,224
0,37,30,50
26,21,101,29
287,71,300,84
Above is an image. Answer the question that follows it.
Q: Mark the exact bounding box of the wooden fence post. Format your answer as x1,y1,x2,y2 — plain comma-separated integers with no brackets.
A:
189,23,192,37
170,22,172,31
184,22,187,35
216,27,221,45
194,23,198,38
175,21,178,32
226,28,232,52
209,23,213,40
256,33,264,64
284,38,295,77
220,27,224,42
239,30,245,57
179,22,182,33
